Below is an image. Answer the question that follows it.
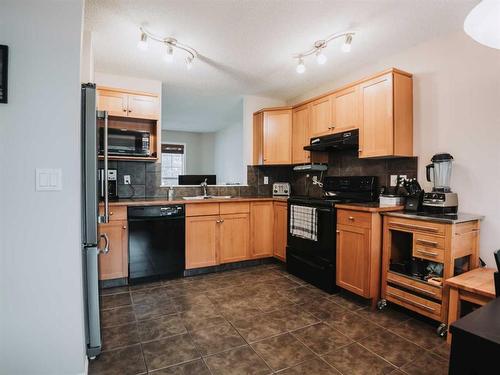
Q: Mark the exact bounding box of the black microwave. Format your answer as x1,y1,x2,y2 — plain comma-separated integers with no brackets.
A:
99,128,151,157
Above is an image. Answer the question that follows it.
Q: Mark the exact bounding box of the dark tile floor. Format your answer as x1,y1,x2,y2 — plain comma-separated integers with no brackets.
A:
90,263,450,375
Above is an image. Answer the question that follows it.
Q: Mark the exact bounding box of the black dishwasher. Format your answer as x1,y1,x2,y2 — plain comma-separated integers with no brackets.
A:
128,205,185,284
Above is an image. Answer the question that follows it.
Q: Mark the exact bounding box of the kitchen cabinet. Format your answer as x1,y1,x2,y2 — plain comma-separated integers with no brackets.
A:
185,215,219,269
253,108,292,165
331,85,359,133
292,104,311,164
98,206,128,280
97,87,160,120
219,213,250,263
273,202,288,261
358,71,413,158
250,201,275,258
310,96,332,137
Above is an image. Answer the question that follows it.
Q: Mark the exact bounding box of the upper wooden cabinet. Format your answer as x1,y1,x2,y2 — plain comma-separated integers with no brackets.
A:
310,96,332,137
358,71,413,158
253,108,292,165
331,85,359,134
97,87,160,120
292,104,311,164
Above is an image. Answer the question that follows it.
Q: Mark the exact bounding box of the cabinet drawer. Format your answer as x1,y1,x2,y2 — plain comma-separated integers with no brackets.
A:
387,217,445,236
386,271,442,300
337,209,371,229
412,242,445,263
100,205,127,221
220,202,250,215
186,203,220,217
386,285,441,320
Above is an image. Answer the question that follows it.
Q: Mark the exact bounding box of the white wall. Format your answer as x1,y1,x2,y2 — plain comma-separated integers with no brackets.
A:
162,130,215,176
0,1,86,374
81,30,94,83
94,72,162,96
290,31,500,267
214,122,245,184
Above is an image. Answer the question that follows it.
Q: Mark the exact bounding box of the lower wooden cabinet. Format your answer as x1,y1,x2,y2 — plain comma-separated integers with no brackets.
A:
250,202,274,258
98,220,128,280
185,215,219,269
219,213,250,264
273,202,288,261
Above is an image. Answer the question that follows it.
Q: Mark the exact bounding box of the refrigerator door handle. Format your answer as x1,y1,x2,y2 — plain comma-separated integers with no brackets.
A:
98,111,109,224
98,233,109,255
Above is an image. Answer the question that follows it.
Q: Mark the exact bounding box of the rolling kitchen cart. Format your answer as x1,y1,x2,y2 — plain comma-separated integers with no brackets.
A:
379,212,482,336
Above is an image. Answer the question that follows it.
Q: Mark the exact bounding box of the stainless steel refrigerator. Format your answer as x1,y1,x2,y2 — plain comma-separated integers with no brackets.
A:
81,83,110,359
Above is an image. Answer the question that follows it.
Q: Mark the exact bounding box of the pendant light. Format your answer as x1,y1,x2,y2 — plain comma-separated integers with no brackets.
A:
464,0,500,49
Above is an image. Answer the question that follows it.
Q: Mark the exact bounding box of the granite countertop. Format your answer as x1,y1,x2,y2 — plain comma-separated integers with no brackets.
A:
104,196,287,206
382,211,484,224
335,202,405,213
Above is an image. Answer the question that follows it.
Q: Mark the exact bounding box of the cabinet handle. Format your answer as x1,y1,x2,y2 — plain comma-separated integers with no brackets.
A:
122,109,127,112
122,226,127,229
109,211,113,215
358,149,362,152
387,292,435,312
415,249,439,257
415,239,438,247
390,221,439,233
336,230,340,233
348,216,354,221
128,110,132,113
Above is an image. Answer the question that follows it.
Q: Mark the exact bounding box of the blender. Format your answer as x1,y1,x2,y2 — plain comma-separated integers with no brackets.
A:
423,153,458,214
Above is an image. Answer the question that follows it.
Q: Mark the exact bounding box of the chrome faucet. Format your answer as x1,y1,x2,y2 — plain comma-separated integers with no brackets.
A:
200,178,208,197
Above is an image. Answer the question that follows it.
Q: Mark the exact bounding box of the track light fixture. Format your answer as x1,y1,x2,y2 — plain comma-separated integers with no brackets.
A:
293,31,355,73
137,27,198,70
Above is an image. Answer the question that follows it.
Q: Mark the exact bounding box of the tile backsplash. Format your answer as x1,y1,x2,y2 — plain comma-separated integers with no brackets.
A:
102,150,417,200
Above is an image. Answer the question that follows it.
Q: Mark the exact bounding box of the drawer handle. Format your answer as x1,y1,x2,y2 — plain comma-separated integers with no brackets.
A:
415,239,438,247
110,211,114,215
387,292,436,312
391,221,439,233
415,249,439,257
388,278,437,297
348,216,355,221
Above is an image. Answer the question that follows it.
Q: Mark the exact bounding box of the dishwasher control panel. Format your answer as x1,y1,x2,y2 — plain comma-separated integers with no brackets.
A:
128,205,185,219
160,205,183,216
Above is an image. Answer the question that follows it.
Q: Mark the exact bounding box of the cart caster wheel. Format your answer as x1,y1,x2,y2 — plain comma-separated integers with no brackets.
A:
377,299,387,311
437,323,448,337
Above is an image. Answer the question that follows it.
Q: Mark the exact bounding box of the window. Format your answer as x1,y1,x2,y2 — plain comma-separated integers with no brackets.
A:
161,143,185,186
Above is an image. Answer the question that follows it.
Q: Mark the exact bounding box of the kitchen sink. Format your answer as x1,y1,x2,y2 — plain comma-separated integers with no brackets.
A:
182,195,232,200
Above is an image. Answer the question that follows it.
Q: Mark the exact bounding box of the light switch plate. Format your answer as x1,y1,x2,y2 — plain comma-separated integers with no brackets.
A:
124,175,131,185
263,176,269,185
390,175,398,187
36,168,62,191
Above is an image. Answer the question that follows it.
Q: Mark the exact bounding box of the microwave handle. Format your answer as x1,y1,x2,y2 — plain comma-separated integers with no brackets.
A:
98,111,109,224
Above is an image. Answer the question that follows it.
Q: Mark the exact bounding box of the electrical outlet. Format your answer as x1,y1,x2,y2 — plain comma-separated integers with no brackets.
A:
263,176,269,185
124,175,131,185
390,175,398,187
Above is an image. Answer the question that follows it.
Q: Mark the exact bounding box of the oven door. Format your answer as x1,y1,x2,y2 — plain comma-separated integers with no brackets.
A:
286,202,336,263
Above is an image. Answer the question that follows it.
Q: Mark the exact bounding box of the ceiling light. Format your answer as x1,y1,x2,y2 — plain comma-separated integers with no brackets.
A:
296,58,306,74
186,56,193,70
315,49,327,65
164,44,174,63
464,0,500,50
293,31,355,72
342,34,353,53
138,27,198,71
137,32,148,50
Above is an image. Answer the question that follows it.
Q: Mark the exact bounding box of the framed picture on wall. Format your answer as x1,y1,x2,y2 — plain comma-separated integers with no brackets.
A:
0,45,8,103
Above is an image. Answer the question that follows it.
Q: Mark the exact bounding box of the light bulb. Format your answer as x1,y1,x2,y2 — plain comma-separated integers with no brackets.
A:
186,56,193,70
296,58,305,74
342,34,352,53
137,32,148,51
316,49,327,65
164,44,174,63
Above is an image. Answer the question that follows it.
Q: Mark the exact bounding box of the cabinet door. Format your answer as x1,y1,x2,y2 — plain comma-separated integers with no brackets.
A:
310,96,333,137
98,221,128,280
331,86,359,133
250,202,274,258
273,203,288,261
263,110,292,165
358,73,394,158
186,215,219,269
252,112,264,165
219,213,250,263
292,104,311,164
127,94,160,120
336,224,371,297
97,89,128,117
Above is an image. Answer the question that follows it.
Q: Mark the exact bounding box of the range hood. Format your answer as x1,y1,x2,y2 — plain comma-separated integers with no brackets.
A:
304,129,359,152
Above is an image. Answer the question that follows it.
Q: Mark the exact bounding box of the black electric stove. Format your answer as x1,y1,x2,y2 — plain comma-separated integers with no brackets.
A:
286,176,378,293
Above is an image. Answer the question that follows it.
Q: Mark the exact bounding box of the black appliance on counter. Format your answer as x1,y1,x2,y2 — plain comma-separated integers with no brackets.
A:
98,168,118,201
99,127,151,157
286,176,378,293
128,205,185,283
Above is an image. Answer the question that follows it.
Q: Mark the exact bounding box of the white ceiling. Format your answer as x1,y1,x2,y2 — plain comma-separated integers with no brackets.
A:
85,0,477,129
